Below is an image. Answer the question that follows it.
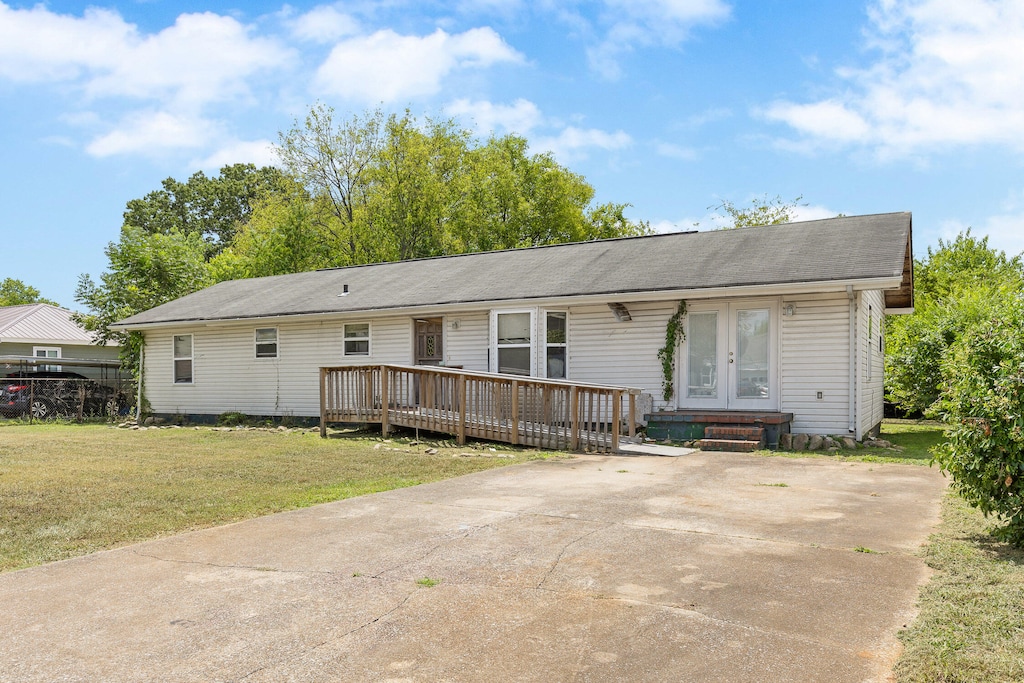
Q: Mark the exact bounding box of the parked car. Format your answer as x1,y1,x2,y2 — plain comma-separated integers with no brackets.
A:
0,371,125,419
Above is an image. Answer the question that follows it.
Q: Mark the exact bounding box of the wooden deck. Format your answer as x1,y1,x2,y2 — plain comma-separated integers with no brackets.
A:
320,364,641,453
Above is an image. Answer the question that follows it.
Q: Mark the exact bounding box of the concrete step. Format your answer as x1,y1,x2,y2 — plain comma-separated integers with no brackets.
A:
703,426,765,442
696,438,763,453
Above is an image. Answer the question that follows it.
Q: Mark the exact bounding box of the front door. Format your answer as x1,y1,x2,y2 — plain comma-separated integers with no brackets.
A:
415,318,444,366
680,301,778,410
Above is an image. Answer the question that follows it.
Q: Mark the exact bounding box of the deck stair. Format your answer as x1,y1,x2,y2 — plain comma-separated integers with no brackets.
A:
697,425,766,452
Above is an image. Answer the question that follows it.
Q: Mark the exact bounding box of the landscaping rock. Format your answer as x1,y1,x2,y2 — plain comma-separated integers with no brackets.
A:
823,437,838,450
807,435,824,451
779,433,793,450
841,437,857,450
792,433,809,451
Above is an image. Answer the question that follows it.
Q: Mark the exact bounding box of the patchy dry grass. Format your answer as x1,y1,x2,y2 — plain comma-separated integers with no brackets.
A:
0,423,556,572
894,494,1024,683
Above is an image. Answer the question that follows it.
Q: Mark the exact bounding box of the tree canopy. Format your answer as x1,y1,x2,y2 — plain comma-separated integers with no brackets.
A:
885,230,1024,416
709,194,807,229
0,278,58,307
76,104,648,374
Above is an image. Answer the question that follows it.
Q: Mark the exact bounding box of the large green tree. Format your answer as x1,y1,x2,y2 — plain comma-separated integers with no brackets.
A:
0,278,58,307
885,230,1024,415
257,104,647,279
124,163,288,258
74,227,210,379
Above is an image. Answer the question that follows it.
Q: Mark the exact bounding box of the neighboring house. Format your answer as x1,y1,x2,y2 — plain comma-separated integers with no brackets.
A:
0,303,122,381
112,212,913,440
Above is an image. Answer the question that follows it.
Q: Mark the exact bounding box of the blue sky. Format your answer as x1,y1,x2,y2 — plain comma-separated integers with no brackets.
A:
2,0,1022,308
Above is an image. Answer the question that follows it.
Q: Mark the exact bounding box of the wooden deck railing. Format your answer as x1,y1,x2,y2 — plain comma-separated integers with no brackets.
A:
320,364,641,453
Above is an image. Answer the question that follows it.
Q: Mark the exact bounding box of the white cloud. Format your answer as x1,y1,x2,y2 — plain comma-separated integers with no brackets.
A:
446,98,542,135
587,0,731,79
655,141,698,160
193,139,279,170
532,125,632,162
288,5,360,44
86,111,212,157
0,4,292,106
939,189,1024,257
314,27,523,102
790,204,839,222
763,0,1024,156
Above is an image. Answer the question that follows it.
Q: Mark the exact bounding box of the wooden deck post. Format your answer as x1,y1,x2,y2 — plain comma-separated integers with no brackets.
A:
319,367,328,438
510,380,519,445
457,373,467,445
380,365,390,437
628,392,636,438
570,385,579,451
611,390,621,453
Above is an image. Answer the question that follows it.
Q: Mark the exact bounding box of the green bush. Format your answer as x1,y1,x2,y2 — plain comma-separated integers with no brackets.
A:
933,289,1024,546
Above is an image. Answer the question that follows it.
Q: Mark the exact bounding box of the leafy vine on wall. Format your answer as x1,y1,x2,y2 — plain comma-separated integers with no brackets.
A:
657,300,688,402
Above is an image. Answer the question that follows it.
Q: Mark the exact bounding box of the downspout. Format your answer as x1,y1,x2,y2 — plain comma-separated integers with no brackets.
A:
847,285,856,434
136,340,144,425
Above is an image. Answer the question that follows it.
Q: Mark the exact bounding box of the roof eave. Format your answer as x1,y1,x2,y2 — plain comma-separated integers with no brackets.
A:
113,275,906,332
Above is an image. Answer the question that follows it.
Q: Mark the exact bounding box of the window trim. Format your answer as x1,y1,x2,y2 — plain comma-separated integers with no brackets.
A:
492,309,534,376
543,310,568,379
255,327,278,359
33,346,62,372
172,334,194,385
343,322,371,357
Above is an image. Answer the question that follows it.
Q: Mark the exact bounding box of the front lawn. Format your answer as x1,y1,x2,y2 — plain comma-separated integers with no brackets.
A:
0,423,551,572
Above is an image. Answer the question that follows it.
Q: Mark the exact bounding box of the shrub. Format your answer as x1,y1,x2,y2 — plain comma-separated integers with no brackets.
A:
933,289,1024,546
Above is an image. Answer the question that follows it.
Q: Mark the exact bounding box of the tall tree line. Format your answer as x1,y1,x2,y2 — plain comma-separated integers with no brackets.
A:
75,105,649,372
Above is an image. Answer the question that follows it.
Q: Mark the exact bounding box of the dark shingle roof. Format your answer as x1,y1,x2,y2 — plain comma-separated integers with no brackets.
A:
114,212,912,328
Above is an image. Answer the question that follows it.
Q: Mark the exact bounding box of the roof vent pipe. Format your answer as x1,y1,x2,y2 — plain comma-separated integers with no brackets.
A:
339,284,349,297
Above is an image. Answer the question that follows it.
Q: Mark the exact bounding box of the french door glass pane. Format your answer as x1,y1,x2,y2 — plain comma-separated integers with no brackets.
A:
687,312,718,398
736,309,769,398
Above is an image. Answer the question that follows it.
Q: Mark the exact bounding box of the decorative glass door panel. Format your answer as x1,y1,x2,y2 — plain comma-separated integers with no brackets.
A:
733,309,770,400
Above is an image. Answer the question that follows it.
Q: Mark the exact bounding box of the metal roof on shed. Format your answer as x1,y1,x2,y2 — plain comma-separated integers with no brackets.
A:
0,304,107,345
114,212,913,328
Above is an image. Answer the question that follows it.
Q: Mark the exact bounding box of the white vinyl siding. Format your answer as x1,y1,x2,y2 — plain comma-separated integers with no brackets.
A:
445,312,489,371
568,301,675,410
144,317,412,417
779,292,852,435
858,289,886,438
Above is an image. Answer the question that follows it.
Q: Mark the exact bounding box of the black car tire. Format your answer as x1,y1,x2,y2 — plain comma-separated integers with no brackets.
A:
30,398,55,420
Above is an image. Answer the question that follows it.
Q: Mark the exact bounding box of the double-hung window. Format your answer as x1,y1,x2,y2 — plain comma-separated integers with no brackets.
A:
255,328,278,359
544,312,567,379
495,312,532,376
344,323,370,356
173,334,193,384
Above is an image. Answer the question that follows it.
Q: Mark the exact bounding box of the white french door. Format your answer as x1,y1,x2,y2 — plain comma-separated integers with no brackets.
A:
680,301,778,411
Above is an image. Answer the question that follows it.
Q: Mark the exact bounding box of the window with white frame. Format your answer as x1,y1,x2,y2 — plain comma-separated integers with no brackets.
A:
544,311,567,379
344,323,370,356
33,346,61,372
495,311,532,376
173,334,193,384
255,327,278,358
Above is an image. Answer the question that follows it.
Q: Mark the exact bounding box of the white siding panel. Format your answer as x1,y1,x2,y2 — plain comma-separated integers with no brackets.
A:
859,290,886,437
445,312,489,371
568,301,674,409
143,316,414,418
780,293,852,435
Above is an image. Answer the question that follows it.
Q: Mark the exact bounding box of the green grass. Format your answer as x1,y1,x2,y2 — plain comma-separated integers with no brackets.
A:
0,423,555,573
894,494,1024,682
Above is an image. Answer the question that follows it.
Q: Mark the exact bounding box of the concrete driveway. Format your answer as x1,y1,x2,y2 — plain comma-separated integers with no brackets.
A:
0,451,947,682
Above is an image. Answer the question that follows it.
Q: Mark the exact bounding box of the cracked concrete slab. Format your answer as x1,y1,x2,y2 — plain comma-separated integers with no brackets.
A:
0,452,947,682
